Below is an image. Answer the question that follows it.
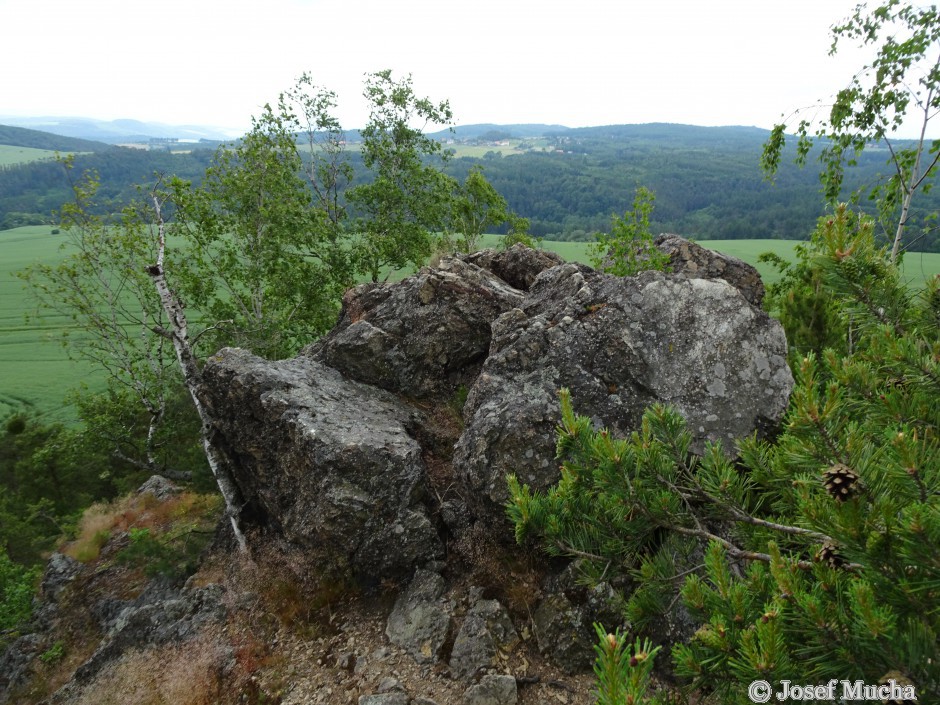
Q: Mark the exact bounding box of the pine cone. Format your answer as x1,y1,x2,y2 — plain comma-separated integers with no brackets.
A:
879,670,915,704
822,463,861,501
815,540,846,569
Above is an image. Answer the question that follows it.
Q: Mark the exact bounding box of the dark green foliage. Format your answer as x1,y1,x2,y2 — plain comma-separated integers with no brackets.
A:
0,147,215,229
0,124,106,152
0,411,124,565
71,385,212,491
12,123,940,250
0,547,39,649
498,214,538,250
117,525,210,581
758,207,858,359
446,165,514,253
508,208,940,698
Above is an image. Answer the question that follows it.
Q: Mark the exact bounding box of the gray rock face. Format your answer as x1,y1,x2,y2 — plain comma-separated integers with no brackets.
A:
40,552,81,603
73,584,226,684
462,674,518,705
655,234,766,307
462,244,565,291
308,256,524,399
137,474,181,501
0,634,41,703
200,349,442,580
449,599,519,681
532,593,594,674
385,569,453,664
531,575,624,675
454,265,793,524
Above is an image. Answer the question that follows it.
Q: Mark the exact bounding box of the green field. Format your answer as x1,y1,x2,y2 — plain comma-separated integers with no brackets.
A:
3,227,939,422
0,145,65,166
0,226,107,421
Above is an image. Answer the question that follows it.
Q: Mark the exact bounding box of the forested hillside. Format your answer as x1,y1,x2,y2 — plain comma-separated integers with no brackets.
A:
0,124,105,152
3,121,940,248
439,124,940,251
0,145,216,229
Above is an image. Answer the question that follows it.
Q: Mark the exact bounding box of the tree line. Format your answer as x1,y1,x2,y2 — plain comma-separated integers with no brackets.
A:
5,122,940,251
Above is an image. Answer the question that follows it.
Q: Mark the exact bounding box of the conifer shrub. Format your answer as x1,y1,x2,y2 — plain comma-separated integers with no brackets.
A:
593,625,663,705
508,207,939,701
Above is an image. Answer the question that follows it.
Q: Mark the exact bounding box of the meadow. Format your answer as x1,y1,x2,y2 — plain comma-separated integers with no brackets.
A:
0,145,79,166
3,226,939,422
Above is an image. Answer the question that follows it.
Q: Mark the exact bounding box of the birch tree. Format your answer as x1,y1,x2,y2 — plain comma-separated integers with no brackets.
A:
147,191,248,551
21,160,185,479
349,70,456,281
761,0,940,261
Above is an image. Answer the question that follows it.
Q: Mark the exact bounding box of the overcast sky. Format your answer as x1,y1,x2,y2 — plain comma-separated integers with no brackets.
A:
1,0,904,136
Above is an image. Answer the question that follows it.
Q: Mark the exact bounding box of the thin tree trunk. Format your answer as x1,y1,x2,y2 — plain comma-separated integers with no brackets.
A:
892,183,916,263
147,193,248,552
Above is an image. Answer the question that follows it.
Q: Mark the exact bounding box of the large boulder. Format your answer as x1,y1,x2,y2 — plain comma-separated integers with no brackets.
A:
454,264,793,525
200,349,442,580
307,256,524,400
655,234,766,307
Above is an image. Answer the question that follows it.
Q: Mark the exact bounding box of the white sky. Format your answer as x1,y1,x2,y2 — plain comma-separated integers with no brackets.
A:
0,0,906,136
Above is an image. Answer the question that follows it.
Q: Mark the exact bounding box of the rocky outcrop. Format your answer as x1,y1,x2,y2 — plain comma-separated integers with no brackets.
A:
463,243,565,291
532,580,623,675
198,243,793,582
308,256,524,400
655,234,765,307
200,350,443,581
454,264,792,524
72,583,226,685
137,474,181,501
0,554,81,701
192,243,792,683
462,675,518,705
4,243,800,703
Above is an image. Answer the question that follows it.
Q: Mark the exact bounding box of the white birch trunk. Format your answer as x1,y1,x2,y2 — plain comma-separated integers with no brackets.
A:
147,194,248,552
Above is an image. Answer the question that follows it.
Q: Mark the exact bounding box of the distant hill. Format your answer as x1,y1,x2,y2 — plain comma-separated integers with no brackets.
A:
0,124,107,152
430,123,571,140
0,117,240,144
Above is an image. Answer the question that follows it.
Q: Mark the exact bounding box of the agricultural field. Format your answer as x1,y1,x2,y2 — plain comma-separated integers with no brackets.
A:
3,227,939,422
0,226,106,421
0,145,62,166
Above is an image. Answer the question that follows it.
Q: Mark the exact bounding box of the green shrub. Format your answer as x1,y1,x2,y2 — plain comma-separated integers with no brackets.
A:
508,208,940,700
117,522,212,581
499,214,540,250
0,547,39,648
589,186,671,277
39,640,65,664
